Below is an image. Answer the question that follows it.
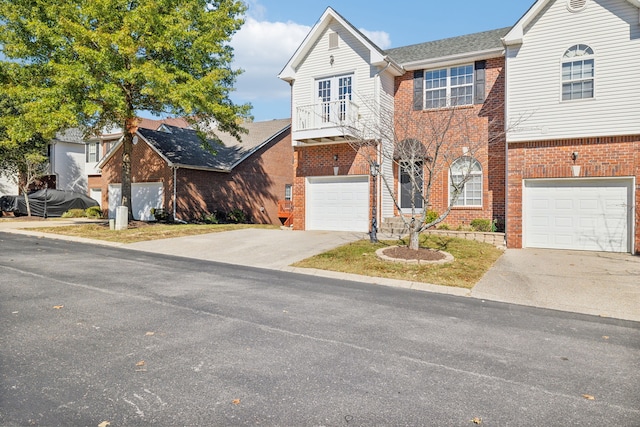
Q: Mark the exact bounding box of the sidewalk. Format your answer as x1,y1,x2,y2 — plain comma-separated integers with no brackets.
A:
2,218,639,322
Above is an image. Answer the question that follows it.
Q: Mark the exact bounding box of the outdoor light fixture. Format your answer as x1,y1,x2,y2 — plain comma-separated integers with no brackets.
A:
333,154,338,161
329,55,334,66
571,152,579,161
571,152,581,177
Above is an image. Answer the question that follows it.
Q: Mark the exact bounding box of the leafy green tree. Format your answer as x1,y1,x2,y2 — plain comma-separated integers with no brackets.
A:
0,0,251,219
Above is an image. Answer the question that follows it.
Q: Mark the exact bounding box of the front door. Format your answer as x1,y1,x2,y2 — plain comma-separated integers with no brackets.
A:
316,74,353,125
399,161,423,213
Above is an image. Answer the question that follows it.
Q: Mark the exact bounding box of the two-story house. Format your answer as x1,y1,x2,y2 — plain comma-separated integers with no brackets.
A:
279,8,508,236
280,1,639,254
504,0,640,253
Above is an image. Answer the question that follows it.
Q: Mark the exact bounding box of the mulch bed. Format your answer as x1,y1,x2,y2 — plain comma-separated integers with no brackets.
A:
382,246,446,261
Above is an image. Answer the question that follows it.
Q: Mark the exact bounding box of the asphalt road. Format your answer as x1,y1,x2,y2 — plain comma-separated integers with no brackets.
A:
1,233,639,426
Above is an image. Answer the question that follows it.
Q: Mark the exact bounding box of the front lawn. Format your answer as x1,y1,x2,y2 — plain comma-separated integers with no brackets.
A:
292,234,503,289
29,222,278,244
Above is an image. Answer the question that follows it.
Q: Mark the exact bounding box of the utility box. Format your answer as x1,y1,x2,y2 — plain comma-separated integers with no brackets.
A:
115,206,128,230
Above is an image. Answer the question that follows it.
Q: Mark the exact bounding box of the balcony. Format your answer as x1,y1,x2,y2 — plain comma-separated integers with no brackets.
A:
293,100,360,144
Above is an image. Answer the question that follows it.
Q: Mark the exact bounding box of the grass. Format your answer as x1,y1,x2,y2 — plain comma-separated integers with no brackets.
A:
29,222,278,244
292,233,503,289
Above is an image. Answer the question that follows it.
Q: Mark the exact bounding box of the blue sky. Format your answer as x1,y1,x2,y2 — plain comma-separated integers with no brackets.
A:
229,0,534,122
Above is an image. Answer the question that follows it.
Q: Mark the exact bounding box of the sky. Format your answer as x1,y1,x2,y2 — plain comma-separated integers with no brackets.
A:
229,0,535,122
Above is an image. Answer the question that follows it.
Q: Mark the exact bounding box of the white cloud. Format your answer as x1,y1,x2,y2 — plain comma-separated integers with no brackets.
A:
359,29,391,50
229,9,391,120
231,17,310,116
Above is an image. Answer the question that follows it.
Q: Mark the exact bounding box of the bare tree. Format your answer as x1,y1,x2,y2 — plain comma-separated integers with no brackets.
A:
343,97,510,250
0,143,49,217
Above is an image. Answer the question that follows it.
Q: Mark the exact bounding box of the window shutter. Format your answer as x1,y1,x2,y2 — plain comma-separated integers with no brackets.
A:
474,61,486,104
413,70,424,110
86,143,90,162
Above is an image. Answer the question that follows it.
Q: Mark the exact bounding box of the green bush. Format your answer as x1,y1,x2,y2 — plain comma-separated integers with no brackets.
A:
86,206,102,218
227,208,248,224
200,211,221,224
61,208,87,218
424,210,439,226
437,223,451,230
470,218,493,232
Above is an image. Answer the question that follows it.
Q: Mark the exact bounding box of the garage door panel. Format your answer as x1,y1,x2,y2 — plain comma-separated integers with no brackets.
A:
307,176,369,232
108,182,163,221
524,179,632,252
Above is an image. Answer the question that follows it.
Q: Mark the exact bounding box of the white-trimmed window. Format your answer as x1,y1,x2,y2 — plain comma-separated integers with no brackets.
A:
284,184,292,201
425,65,474,108
449,157,482,207
562,44,594,101
316,74,353,123
86,142,100,163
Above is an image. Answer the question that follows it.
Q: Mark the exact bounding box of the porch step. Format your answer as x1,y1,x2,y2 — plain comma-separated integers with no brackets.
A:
379,217,410,237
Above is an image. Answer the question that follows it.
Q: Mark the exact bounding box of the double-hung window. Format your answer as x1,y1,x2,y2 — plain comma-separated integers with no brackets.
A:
86,142,100,163
425,65,474,108
562,44,594,100
449,157,482,207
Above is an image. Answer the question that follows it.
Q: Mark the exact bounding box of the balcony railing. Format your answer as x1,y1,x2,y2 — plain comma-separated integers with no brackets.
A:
296,100,359,132
278,200,294,227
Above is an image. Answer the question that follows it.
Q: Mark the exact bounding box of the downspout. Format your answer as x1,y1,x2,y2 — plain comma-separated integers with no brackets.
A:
373,58,393,227
502,42,509,248
172,165,178,220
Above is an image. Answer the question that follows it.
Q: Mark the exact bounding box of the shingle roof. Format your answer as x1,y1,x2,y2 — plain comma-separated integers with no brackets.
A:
385,27,512,65
53,128,86,144
137,118,291,172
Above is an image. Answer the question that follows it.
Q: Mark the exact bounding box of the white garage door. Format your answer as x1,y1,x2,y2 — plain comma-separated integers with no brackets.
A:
108,182,164,221
306,176,369,232
524,179,633,252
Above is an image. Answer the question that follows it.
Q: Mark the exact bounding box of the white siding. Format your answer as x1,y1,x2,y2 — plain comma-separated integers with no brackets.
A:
292,20,379,137
0,174,18,196
506,0,640,142
52,141,87,193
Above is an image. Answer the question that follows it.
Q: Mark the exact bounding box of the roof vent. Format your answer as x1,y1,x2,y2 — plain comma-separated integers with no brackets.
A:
567,0,587,12
329,32,339,50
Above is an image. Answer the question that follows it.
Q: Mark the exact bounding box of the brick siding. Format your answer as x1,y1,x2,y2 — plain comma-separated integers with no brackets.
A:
507,136,640,253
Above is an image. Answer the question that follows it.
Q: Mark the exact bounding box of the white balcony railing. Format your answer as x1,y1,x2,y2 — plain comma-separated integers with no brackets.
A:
296,100,359,132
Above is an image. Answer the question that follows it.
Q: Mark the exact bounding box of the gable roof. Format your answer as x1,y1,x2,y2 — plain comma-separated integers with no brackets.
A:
98,119,291,173
137,117,192,131
504,0,640,45
52,128,86,145
386,27,512,70
278,7,402,82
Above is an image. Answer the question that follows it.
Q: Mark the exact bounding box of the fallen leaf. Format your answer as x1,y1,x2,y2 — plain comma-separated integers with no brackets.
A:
471,417,482,424
602,336,609,340
582,394,595,400
53,305,64,309
145,332,155,336
98,422,111,427
136,360,145,367
232,399,241,405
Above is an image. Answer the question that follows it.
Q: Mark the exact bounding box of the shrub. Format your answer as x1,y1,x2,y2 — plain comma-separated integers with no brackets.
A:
424,210,439,226
86,206,102,218
227,208,248,224
437,223,451,230
61,208,87,218
470,218,493,232
200,211,221,224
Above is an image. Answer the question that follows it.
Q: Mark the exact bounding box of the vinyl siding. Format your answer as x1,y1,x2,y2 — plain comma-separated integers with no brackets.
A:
292,20,378,134
506,0,640,142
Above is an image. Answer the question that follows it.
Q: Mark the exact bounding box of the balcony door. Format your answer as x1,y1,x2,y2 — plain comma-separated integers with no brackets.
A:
317,74,353,125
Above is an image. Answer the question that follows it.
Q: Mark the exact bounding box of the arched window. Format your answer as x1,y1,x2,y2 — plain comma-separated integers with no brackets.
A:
562,44,594,100
449,157,482,207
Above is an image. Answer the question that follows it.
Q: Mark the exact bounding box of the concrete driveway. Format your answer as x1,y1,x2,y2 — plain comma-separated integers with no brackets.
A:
472,248,640,322
125,228,368,269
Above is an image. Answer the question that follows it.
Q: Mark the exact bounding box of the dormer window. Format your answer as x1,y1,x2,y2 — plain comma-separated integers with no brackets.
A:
158,124,173,133
562,44,594,100
328,32,339,50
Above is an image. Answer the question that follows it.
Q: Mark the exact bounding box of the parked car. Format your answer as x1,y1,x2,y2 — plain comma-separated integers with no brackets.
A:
0,189,99,217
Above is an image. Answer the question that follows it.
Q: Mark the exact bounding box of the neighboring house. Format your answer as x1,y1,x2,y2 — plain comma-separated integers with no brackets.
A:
0,128,87,197
97,119,293,223
503,0,639,253
278,7,508,235
85,117,193,205
280,2,638,254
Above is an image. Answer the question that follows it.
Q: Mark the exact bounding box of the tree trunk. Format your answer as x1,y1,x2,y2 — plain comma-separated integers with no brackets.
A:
23,192,31,217
121,117,136,221
409,226,420,250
